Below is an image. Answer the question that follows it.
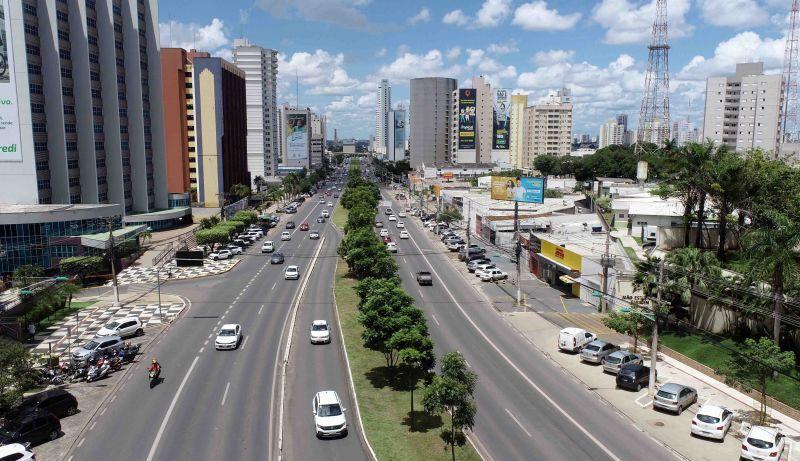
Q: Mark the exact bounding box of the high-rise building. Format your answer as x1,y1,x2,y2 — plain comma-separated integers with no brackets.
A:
281,107,312,170
160,48,192,196
509,94,528,169
310,114,326,168
1,0,168,213
387,108,407,162
233,38,279,183
702,62,783,152
450,76,495,164
410,77,457,168
375,79,391,154
616,114,628,133
599,119,626,148
522,88,573,165
672,117,699,146
192,57,249,208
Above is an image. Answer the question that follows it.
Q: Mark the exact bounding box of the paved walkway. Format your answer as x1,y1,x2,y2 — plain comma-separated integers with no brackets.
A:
110,258,239,286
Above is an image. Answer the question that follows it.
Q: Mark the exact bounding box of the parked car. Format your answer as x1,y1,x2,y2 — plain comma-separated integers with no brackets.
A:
741,425,785,461
214,324,242,350
615,364,652,391
270,253,285,264
0,410,61,447
281,231,291,241
399,230,409,239
209,249,232,260
0,444,35,461
602,351,643,374
691,404,733,440
95,317,143,339
262,241,275,253
416,271,433,286
310,320,331,344
447,240,464,251
312,390,347,438
232,239,249,248
558,328,597,352
286,221,296,229
459,245,485,261
72,335,123,364
225,245,243,255
479,268,508,282
386,242,398,253
4,389,78,420
579,340,620,364
300,222,309,231
474,263,497,277
285,265,300,280
467,258,492,272
653,383,697,414
374,221,384,228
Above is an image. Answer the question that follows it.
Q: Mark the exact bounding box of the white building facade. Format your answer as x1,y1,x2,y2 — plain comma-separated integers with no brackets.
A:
523,88,573,161
599,119,625,148
375,79,391,155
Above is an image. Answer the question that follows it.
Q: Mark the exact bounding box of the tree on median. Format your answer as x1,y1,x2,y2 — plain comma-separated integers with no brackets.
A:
345,204,376,233
390,324,435,420
602,308,652,353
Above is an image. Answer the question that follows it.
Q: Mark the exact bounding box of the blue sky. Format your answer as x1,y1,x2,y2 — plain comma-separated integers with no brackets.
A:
159,0,793,139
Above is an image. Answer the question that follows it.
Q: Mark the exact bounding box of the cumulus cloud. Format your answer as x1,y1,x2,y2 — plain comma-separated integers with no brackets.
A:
678,31,785,80
475,0,512,28
443,9,470,26
533,49,575,66
592,0,692,44
374,49,461,81
446,47,462,60
375,48,387,58
512,1,582,31
256,0,370,30
278,50,361,95
697,0,769,28
159,18,231,59
408,7,431,25
487,41,519,55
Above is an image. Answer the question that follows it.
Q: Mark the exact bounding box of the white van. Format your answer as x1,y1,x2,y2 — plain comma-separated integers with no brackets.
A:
558,327,597,352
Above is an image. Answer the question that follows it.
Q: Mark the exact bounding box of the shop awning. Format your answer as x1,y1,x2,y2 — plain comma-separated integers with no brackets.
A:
538,253,577,273
559,275,578,284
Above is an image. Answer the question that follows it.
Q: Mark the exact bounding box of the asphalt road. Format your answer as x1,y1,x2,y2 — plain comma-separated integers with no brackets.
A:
67,192,348,461
380,189,679,461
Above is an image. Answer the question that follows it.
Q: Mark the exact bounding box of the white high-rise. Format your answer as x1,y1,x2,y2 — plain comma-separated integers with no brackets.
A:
509,94,528,169
522,88,573,163
233,38,279,183
375,79,391,155
599,119,625,148
672,118,698,146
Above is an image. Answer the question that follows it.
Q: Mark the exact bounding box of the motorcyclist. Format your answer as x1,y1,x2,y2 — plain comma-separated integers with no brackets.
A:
148,358,161,380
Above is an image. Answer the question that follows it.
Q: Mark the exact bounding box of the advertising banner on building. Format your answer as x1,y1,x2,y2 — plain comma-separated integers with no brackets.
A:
0,0,22,162
493,88,509,150
286,113,309,160
477,176,492,188
393,109,405,152
490,176,545,203
458,89,476,150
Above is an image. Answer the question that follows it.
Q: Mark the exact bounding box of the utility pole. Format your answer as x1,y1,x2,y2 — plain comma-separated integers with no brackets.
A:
600,231,615,313
106,218,121,307
514,201,522,307
465,199,472,249
649,260,664,395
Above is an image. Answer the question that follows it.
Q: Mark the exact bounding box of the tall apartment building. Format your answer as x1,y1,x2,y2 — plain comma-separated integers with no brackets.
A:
599,118,625,148
375,79,391,154
387,108,406,162
409,77,457,168
1,0,168,213
160,48,191,195
310,113,326,168
509,94,528,169
672,117,699,146
702,62,782,153
233,38,279,183
192,56,249,208
522,88,573,165
450,76,494,165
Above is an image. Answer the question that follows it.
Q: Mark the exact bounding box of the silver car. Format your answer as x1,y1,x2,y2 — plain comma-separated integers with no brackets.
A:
653,383,697,414
580,340,620,364
602,350,642,374
72,335,123,364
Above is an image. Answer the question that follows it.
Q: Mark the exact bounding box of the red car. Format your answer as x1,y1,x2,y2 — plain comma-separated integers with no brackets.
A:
300,222,309,231
382,235,392,244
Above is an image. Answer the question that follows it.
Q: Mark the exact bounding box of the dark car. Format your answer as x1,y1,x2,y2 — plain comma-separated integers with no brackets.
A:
316,216,326,223
333,193,339,198
5,390,78,421
616,364,653,391
300,222,309,231
416,271,433,286
285,221,296,229
270,253,285,264
0,410,61,447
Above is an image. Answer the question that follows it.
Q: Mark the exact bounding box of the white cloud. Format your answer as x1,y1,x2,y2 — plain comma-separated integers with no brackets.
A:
326,95,357,112
408,7,431,25
678,31,785,80
533,49,575,66
278,50,361,95
475,0,512,28
256,0,370,30
374,49,461,82
697,0,768,28
357,93,376,107
375,48,387,58
446,47,462,60
443,9,470,26
487,41,519,55
159,18,231,58
464,49,517,85
592,0,692,44
513,1,582,31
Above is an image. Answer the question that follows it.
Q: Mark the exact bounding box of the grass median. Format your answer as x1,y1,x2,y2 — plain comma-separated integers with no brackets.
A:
333,200,348,230
334,259,482,461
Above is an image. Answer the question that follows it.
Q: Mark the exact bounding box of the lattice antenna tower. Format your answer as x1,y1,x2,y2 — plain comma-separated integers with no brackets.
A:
781,0,800,144
636,0,671,162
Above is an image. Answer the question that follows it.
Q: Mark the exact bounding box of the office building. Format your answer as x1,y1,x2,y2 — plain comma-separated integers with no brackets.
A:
310,113,326,168
599,118,626,148
522,88,573,165
616,114,628,134
672,117,699,146
375,79,391,155
233,38,279,183
281,107,312,170
702,62,783,153
192,56,249,208
509,94,528,169
160,48,192,196
409,77,457,168
387,108,407,162
450,76,495,165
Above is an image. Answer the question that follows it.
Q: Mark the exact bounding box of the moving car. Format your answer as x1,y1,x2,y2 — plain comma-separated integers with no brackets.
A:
382,236,392,244
327,202,333,207
479,268,508,282
281,231,291,241
312,390,347,438
310,320,331,344
398,211,407,218
317,216,326,223
300,222,309,231
0,410,61,447
209,249,232,260
399,230,409,239
416,271,433,286
270,252,285,264
285,265,300,280
691,404,733,440
5,389,78,420
309,231,320,240
385,208,393,215
0,444,35,461
285,221,296,229
321,210,330,218
741,425,785,461
396,221,405,228
374,221,384,228
579,340,620,364
603,351,643,374
653,383,697,414
386,242,398,253
95,317,143,339
615,364,652,391
558,328,596,352
388,215,397,222
379,229,390,237
215,324,242,350
72,335,123,364
262,241,275,253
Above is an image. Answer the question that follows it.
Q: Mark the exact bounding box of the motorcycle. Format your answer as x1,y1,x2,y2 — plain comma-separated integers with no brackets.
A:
70,364,89,382
118,343,141,363
148,368,161,389
107,355,123,372
86,357,111,382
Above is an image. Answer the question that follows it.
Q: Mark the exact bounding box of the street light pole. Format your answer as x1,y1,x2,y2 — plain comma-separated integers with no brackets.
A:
107,219,121,307
649,260,664,395
514,201,522,307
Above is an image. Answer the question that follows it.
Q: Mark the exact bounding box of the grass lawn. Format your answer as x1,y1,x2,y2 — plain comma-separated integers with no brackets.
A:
37,301,96,330
332,200,349,229
660,330,800,411
623,245,639,262
334,259,482,461
632,236,643,245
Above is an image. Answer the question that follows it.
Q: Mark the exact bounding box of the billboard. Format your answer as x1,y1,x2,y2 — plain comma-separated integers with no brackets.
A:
493,89,509,150
393,109,405,159
286,113,309,160
0,0,22,162
490,176,545,203
458,88,476,150
477,176,492,188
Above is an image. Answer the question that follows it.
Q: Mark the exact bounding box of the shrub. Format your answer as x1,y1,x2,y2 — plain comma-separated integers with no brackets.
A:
196,228,230,245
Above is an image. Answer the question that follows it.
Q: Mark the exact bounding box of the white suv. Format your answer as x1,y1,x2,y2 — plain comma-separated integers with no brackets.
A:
312,390,347,438
95,317,143,338
310,320,331,344
281,231,291,241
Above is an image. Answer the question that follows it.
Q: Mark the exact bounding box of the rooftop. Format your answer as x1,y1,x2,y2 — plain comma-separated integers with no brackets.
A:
628,201,684,217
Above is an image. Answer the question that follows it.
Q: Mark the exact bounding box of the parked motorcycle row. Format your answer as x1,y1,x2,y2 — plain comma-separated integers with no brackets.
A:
35,343,141,386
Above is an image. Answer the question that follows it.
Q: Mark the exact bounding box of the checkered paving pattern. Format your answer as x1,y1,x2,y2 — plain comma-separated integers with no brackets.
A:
109,258,239,286
31,301,185,360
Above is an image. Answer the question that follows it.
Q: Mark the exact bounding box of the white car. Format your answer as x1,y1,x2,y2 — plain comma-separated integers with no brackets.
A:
321,210,330,218
386,242,398,253
313,390,348,438
388,215,397,222
558,327,597,352
399,230,409,239
396,221,405,228
741,425,786,461
95,316,143,338
480,268,508,282
226,245,243,255
215,324,242,350
398,211,407,218
0,444,35,461
262,241,275,253
379,229,390,237
281,231,291,241
310,320,331,344
327,202,333,207
473,263,496,276
285,265,300,280
690,404,733,440
209,249,232,260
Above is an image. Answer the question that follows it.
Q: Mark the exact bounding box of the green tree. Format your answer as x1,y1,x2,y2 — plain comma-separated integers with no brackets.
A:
439,208,462,224
534,155,562,177
602,308,652,353
665,247,721,306
12,265,44,288
391,324,435,417
345,204,376,233
706,147,749,261
59,256,106,286
358,284,421,367
338,228,381,259
137,229,153,247
0,339,37,413
718,337,795,424
229,183,251,200
743,211,800,344
232,210,258,226
195,228,231,246
423,351,478,461
253,175,265,193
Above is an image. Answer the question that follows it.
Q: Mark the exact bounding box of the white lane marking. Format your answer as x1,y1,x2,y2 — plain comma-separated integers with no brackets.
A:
199,347,205,353
109,395,116,403
272,282,277,290
216,320,221,326
505,408,532,437
221,382,231,406
89,421,96,431
68,456,74,461
241,336,249,350
258,304,264,315
404,211,623,461
208,333,212,339
99,407,106,416
204,340,208,346
431,313,440,326
77,438,85,448
146,356,200,461
220,315,225,320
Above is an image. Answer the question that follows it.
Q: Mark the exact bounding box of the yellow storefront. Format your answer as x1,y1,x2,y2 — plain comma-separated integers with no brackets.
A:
535,238,582,297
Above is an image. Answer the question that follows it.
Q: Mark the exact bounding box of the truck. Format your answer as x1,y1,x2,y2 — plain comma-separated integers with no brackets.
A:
416,271,433,286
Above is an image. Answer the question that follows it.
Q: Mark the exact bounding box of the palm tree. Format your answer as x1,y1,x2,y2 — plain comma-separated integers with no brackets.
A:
705,146,749,261
659,142,712,247
138,229,153,247
743,211,800,344
253,175,265,194
665,247,722,306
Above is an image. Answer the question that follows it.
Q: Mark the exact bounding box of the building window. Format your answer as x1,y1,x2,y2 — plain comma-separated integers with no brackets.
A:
86,0,96,10
37,179,51,190
36,160,49,171
99,192,108,202
121,141,129,150
23,3,37,16
35,142,47,152
60,67,72,79
118,91,126,101
64,123,77,133
69,177,80,187
30,83,43,94
90,71,100,81
89,53,99,64
115,40,123,51
56,11,68,22
31,103,44,113
27,63,41,75
87,17,97,28
122,157,130,167
70,194,81,203
57,29,70,41
93,124,103,134
96,157,105,167
97,176,107,185
66,141,78,151
113,4,122,15
95,141,105,150
116,75,125,85
120,125,128,134
119,108,127,117
93,107,103,117
32,123,47,133
62,86,73,96
67,158,79,169
88,35,98,46
91,88,101,98
114,23,123,33
24,23,39,35
26,44,40,56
